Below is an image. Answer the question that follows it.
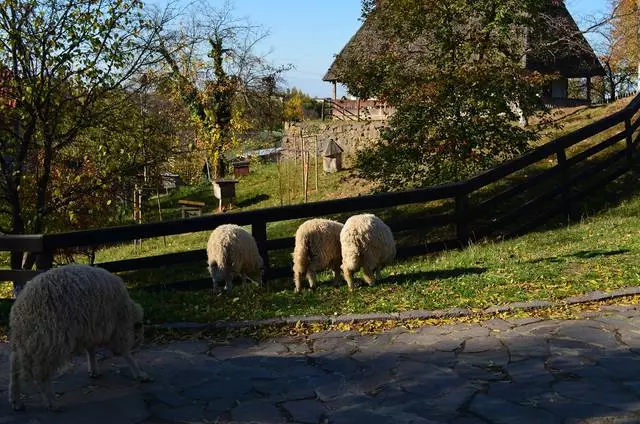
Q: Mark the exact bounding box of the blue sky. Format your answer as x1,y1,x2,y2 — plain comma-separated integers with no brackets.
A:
230,0,610,98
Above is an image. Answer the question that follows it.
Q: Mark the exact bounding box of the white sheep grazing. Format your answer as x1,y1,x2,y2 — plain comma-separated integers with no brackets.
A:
340,213,396,291
292,218,344,293
206,224,264,295
8,264,150,412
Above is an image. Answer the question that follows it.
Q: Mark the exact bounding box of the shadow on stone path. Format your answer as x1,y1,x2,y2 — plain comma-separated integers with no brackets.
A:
1,305,640,423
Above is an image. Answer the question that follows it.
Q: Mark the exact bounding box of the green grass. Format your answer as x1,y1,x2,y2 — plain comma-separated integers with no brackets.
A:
145,159,371,222
131,183,640,324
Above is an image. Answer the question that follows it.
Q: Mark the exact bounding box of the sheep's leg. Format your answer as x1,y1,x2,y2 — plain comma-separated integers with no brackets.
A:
362,265,376,287
342,265,355,292
208,264,220,295
306,270,317,290
224,277,233,296
332,266,342,284
35,379,60,412
87,348,100,379
294,270,303,293
9,352,24,411
122,352,152,382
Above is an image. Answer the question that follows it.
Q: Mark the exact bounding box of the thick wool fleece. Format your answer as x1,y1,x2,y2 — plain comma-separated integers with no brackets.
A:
206,224,263,294
340,213,396,290
9,264,146,411
292,218,344,292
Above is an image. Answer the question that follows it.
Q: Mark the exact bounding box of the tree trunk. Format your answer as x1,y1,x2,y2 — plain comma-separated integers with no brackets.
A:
32,136,54,235
605,61,617,102
214,146,226,179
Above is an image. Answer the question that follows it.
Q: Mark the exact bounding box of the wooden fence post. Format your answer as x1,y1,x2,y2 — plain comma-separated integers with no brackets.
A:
625,115,635,169
455,192,470,246
10,251,23,298
252,222,269,280
556,149,571,220
36,251,54,270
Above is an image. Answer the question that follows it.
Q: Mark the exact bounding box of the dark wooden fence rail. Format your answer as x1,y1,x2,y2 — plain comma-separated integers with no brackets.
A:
2,94,640,292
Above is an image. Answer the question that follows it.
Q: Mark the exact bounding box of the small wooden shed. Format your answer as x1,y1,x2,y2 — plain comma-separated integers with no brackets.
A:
323,140,344,173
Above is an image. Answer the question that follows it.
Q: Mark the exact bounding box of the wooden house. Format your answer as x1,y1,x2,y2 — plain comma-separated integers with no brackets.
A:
323,0,605,109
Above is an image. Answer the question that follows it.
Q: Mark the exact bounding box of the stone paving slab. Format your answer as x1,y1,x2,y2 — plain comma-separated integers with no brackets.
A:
3,306,640,423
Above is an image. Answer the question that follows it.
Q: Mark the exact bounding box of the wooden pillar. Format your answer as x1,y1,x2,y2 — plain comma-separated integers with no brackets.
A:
586,76,592,104
332,81,337,100
356,97,361,121
252,222,269,279
455,192,470,245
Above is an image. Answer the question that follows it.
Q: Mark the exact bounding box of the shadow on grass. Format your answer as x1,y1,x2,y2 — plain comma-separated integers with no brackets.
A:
386,267,487,283
236,194,271,208
525,249,630,264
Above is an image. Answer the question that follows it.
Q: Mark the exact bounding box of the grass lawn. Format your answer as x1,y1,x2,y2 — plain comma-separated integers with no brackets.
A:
132,174,640,324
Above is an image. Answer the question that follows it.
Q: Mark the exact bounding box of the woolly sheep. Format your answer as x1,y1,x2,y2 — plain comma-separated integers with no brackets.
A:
206,224,264,295
9,264,150,412
292,218,344,293
340,213,396,291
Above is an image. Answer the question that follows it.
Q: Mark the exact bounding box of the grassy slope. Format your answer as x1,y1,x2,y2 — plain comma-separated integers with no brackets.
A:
134,175,640,324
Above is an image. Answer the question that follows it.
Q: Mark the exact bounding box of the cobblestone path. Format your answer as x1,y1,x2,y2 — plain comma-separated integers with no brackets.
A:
2,305,640,423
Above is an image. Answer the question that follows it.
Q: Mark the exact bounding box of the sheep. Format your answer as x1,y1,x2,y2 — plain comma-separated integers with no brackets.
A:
340,213,396,291
8,264,150,412
292,218,344,293
206,224,264,295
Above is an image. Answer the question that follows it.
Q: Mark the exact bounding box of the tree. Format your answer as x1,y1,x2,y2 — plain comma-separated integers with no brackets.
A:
0,0,163,273
284,88,306,122
607,0,640,96
0,0,160,235
283,88,322,122
338,0,554,190
157,2,290,179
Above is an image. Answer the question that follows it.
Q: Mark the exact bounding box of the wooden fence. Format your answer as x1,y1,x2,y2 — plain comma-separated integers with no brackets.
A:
326,99,394,121
3,93,640,292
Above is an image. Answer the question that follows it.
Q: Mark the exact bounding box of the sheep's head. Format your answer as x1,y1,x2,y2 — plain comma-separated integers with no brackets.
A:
131,301,144,350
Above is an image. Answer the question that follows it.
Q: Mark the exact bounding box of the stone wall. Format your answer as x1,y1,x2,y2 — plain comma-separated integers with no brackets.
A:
282,121,385,163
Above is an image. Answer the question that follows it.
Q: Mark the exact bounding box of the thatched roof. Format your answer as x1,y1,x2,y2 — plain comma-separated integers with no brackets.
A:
323,2,604,83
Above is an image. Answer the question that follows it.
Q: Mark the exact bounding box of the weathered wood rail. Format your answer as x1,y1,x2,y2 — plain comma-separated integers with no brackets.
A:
3,94,640,292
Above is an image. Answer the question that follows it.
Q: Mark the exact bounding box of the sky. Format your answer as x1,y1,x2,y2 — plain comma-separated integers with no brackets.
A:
229,0,610,99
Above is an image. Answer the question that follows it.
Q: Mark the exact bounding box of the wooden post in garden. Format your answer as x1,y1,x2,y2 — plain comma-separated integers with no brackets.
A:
300,129,305,199
133,184,142,247
357,97,361,121
155,188,167,247
314,135,319,191
304,151,309,203
286,158,292,204
276,155,284,206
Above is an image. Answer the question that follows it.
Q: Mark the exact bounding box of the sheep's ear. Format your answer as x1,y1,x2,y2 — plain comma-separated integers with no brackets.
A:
134,322,143,330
